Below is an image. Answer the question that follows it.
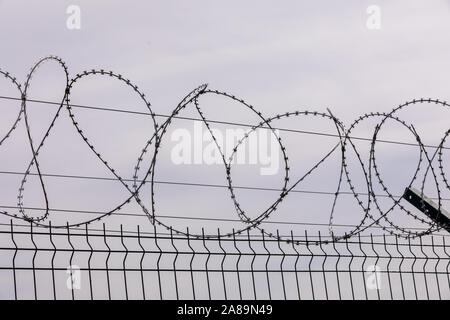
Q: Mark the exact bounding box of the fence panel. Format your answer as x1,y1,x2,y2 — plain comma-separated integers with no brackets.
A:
0,221,448,300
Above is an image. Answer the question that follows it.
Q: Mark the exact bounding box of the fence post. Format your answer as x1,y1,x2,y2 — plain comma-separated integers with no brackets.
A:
290,230,301,300
247,229,257,300
67,222,75,300
232,229,243,300
277,230,287,300
154,223,163,300
261,229,271,300
431,236,441,300
103,223,111,300
201,228,211,300
370,234,381,300
395,236,406,300
332,236,342,300
30,222,37,300
318,232,329,300
345,236,355,300
10,220,18,300
186,227,195,300
384,234,394,300
419,236,429,300
170,227,179,300
305,230,315,300
85,223,93,300
120,224,129,300
49,221,57,300
137,225,146,300
358,233,368,300
217,228,227,300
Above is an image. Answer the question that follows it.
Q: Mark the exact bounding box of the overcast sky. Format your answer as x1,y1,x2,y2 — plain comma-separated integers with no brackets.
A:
1,0,450,238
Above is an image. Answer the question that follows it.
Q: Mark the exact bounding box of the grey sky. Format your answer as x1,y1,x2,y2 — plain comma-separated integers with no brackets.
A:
1,0,450,238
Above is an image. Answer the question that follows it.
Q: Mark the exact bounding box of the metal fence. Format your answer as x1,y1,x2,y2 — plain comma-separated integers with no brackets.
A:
0,221,449,300
1,56,450,300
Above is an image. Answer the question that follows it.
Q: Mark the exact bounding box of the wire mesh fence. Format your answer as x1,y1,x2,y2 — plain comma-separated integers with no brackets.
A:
1,56,450,301
0,221,448,300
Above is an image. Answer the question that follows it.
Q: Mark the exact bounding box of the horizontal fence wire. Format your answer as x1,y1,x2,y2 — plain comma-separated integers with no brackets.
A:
1,57,450,300
0,221,448,300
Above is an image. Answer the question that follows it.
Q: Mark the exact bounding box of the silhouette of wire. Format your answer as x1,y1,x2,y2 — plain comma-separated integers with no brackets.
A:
1,56,449,245
0,94,448,150
1,204,448,235
3,169,450,200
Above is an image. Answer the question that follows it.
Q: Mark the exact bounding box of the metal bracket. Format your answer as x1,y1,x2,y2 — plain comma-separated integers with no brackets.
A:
403,187,450,233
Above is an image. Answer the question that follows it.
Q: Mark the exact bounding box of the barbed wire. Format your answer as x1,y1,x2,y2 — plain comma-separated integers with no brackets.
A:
2,94,450,150
2,169,450,200
1,204,448,235
1,56,449,245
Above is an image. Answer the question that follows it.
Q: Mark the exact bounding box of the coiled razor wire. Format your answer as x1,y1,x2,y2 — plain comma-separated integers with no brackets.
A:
0,56,449,245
